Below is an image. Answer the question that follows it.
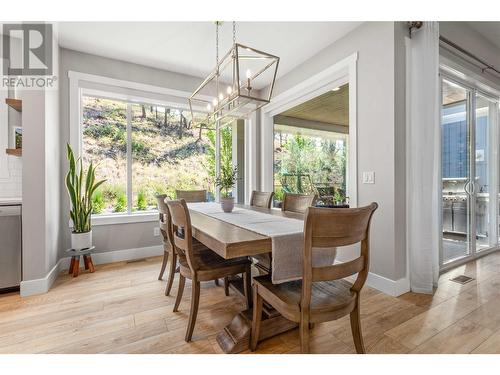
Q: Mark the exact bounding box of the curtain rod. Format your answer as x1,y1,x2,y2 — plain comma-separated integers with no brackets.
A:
407,22,500,77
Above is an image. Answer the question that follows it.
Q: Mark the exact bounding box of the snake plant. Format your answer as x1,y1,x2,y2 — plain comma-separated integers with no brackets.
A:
65,144,106,233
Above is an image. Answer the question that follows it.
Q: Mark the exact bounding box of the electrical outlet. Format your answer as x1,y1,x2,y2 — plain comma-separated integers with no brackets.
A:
153,227,160,236
362,171,375,184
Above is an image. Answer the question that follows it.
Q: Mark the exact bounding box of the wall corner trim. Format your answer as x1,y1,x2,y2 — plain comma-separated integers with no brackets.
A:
20,245,163,297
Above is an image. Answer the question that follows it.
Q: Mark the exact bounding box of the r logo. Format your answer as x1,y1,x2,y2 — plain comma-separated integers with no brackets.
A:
3,23,53,75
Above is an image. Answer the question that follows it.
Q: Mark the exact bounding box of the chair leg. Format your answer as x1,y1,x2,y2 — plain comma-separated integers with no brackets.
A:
224,277,230,296
185,280,201,342
214,279,220,286
173,274,185,312
250,285,263,351
165,252,176,296
299,319,310,354
243,266,252,309
350,300,365,354
158,250,169,280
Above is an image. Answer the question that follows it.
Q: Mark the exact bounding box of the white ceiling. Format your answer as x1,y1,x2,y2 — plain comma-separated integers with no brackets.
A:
57,22,362,85
467,22,500,50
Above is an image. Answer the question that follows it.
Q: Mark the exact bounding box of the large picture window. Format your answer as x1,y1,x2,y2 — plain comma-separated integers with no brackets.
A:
82,95,216,215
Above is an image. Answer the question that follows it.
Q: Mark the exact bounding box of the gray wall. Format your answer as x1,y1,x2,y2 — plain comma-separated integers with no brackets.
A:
267,22,404,281
21,34,61,280
58,48,205,257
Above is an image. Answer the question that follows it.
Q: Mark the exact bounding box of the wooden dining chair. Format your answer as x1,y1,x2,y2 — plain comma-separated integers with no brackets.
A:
175,189,207,202
156,194,179,296
281,192,317,214
250,203,378,354
250,190,274,209
166,199,253,342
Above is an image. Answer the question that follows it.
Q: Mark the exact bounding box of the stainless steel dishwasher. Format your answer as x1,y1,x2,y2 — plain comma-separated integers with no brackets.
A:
0,203,22,292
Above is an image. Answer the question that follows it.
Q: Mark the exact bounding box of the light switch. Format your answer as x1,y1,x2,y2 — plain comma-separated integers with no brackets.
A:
153,227,160,236
362,171,375,184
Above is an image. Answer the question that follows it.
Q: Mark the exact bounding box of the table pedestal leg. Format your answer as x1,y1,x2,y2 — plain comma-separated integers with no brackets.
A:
216,308,297,353
216,273,297,353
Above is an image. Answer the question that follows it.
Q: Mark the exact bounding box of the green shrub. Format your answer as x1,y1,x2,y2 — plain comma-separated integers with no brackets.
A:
92,190,105,214
114,192,127,212
137,190,147,211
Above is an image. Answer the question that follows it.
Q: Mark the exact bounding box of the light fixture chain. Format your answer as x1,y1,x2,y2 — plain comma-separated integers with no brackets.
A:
215,22,219,68
233,21,236,45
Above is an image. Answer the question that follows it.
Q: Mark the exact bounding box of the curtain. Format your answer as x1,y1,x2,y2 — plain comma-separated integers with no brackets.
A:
406,22,440,293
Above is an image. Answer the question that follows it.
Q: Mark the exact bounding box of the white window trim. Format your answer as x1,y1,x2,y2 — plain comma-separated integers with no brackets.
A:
69,71,253,226
260,52,358,207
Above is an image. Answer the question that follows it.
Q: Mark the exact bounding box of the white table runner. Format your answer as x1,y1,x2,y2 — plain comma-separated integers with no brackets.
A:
187,202,336,283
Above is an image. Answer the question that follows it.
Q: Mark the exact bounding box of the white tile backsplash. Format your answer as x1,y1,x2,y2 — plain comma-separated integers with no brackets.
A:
0,156,22,198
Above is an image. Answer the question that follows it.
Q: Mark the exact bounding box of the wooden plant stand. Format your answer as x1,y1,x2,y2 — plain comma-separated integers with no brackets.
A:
66,247,96,278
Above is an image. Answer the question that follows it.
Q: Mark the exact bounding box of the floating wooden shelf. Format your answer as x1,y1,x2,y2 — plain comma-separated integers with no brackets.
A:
5,148,22,157
5,98,22,112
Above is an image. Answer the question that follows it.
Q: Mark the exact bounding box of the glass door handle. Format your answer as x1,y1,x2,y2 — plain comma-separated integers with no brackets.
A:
464,180,472,195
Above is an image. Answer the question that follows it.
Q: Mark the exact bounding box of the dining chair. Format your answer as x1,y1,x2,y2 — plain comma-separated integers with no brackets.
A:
156,194,179,296
281,192,317,214
175,189,207,202
250,190,274,209
250,202,378,354
166,199,253,342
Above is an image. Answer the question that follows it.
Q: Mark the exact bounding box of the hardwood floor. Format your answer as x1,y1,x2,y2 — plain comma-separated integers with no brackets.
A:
1,252,500,353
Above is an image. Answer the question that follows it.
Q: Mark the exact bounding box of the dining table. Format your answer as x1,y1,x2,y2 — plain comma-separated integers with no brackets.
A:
187,203,304,354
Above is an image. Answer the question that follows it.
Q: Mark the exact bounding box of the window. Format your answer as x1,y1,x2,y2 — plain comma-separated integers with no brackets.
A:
273,124,348,207
272,85,349,208
82,95,216,216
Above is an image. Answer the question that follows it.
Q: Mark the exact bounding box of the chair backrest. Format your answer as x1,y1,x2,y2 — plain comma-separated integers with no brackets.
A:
155,195,174,250
165,199,198,272
281,193,316,214
301,203,378,306
175,189,207,203
250,190,274,209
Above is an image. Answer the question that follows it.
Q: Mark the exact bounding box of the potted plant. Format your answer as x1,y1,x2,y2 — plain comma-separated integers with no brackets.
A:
65,144,106,250
215,164,238,213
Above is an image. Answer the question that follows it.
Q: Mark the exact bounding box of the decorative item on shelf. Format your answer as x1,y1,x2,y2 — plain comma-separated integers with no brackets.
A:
65,144,106,251
215,164,238,213
189,21,279,128
12,127,22,149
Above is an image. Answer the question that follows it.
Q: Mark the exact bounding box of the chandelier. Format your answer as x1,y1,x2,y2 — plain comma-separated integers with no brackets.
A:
189,21,279,127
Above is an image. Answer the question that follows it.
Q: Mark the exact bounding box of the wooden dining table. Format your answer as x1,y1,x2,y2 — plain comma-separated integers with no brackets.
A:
188,204,303,353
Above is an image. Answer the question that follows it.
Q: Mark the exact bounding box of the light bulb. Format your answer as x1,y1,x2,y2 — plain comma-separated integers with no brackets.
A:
227,86,232,95
246,69,252,79
206,104,212,111
219,93,224,101
212,98,218,106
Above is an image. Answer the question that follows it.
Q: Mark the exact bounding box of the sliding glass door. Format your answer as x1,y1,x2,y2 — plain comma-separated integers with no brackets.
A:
440,75,500,268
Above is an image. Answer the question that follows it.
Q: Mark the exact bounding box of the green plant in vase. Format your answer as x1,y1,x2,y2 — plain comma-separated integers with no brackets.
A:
65,144,106,250
215,164,237,213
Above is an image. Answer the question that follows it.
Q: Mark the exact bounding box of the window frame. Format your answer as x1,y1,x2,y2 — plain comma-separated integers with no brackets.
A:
69,71,236,226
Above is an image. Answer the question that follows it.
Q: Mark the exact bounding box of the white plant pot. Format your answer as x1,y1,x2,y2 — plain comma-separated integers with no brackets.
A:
220,197,235,213
71,230,92,250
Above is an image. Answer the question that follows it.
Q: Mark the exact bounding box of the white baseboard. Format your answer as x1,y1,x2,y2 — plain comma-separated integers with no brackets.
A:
21,245,410,298
20,258,64,297
365,272,410,297
20,245,163,297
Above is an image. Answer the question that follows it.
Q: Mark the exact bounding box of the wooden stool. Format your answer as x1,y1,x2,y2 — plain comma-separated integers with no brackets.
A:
66,247,96,278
